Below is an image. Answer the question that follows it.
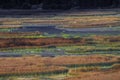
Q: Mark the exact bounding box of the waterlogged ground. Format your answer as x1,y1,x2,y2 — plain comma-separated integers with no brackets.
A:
12,26,120,36
0,10,120,80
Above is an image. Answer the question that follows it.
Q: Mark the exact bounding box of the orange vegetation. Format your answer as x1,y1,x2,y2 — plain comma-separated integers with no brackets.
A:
0,55,119,76
64,64,120,80
0,56,67,75
42,55,120,66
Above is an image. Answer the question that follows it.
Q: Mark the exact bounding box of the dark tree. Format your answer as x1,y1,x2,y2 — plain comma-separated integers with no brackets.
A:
0,0,120,9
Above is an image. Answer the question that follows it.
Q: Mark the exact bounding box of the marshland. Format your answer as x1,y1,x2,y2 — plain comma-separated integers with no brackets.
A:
0,9,120,80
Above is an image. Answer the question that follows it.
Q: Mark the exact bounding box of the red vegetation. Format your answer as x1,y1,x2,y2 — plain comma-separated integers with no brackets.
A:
0,36,119,48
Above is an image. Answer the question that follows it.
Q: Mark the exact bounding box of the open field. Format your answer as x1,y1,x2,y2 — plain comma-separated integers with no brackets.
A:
0,55,119,80
64,64,120,80
0,55,119,75
0,10,120,29
0,10,119,80
0,16,120,29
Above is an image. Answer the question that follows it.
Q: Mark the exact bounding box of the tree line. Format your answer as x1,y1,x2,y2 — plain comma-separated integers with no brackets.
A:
0,0,120,9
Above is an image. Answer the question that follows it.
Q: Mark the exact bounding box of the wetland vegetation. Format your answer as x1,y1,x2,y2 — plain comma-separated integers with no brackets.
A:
0,10,119,80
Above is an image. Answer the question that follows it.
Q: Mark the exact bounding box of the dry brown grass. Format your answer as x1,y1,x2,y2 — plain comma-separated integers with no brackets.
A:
42,55,119,66
64,16,120,28
64,70,120,80
0,15,120,28
0,55,119,76
64,63,120,80
0,56,67,75
0,32,42,38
